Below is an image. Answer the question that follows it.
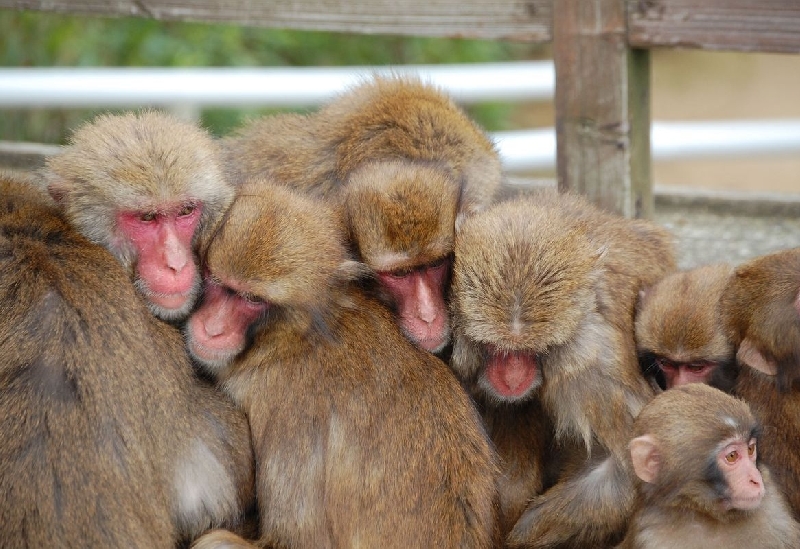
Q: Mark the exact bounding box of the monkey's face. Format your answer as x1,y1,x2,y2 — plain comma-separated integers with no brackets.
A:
346,160,459,353
376,256,452,353
634,264,736,389
117,202,204,322
631,384,764,520
450,199,598,403
187,181,349,374
44,110,235,323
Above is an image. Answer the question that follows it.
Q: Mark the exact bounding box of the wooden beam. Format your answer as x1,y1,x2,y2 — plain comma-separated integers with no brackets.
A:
0,1,552,42
628,0,800,54
553,0,653,218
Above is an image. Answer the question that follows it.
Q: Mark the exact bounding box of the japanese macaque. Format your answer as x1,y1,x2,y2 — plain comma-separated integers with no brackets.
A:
635,263,738,391
617,383,800,549
184,179,499,549
43,110,235,323
222,77,502,354
0,174,255,547
449,190,677,547
721,247,800,518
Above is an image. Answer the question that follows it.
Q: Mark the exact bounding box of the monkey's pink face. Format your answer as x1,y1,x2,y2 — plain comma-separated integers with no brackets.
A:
656,358,718,388
186,277,270,374
117,202,202,321
376,257,451,353
481,345,541,401
718,437,763,511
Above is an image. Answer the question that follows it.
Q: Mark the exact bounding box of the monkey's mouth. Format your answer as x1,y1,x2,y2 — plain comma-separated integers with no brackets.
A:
149,290,193,310
484,348,539,399
186,334,240,370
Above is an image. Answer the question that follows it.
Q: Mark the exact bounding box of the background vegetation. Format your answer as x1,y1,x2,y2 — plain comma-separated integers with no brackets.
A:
0,11,548,143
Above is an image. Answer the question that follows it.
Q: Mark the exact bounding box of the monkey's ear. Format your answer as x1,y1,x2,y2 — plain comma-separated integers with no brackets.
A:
43,174,71,205
630,435,661,484
737,338,778,376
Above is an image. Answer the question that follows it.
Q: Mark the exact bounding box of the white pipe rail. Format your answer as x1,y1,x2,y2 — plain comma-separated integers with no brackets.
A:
0,62,555,107
496,121,800,171
1,64,799,172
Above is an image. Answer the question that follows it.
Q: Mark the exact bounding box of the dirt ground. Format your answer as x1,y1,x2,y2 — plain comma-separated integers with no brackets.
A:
517,50,800,196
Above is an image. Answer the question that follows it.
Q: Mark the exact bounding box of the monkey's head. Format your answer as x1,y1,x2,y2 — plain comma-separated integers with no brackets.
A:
43,110,235,323
635,264,737,390
343,159,460,354
722,248,800,390
630,383,764,520
450,197,600,404
186,180,361,375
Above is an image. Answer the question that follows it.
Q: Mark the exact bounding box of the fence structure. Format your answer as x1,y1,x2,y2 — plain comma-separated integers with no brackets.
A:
1,0,799,218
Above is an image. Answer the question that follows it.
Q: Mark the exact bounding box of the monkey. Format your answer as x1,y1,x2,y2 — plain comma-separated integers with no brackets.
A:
42,110,235,323
222,77,503,354
723,247,800,390
634,263,739,391
448,189,677,548
720,247,800,519
0,173,255,547
184,179,499,549
616,383,800,549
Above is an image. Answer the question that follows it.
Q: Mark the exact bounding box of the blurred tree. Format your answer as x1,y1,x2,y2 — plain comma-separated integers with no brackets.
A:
0,11,546,143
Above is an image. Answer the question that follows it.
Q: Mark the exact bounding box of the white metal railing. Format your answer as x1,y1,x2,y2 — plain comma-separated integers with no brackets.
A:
1,63,799,173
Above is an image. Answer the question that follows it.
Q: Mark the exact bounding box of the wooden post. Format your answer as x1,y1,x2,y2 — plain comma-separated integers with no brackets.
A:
553,0,652,219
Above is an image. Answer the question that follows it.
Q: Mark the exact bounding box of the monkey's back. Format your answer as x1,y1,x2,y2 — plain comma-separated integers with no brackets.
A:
229,288,499,549
0,178,186,547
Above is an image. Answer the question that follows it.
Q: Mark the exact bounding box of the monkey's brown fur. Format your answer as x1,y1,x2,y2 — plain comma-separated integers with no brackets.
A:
224,76,500,213
450,190,677,548
0,174,255,547
617,383,800,549
224,77,500,274
194,179,499,548
723,247,800,389
722,248,800,519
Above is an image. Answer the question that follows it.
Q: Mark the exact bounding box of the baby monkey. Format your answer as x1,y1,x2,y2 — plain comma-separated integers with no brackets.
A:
618,383,799,549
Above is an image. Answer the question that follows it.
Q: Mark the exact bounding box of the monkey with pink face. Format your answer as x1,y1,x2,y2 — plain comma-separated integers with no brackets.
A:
43,110,235,324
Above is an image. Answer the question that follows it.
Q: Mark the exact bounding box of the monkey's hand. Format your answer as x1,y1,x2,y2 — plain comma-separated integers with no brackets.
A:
505,455,634,549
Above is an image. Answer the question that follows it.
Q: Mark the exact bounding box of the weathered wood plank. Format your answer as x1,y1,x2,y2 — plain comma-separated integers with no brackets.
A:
0,1,552,41
554,0,653,219
628,0,800,54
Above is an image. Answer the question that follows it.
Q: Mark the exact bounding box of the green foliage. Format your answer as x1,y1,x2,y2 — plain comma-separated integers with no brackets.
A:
0,10,545,143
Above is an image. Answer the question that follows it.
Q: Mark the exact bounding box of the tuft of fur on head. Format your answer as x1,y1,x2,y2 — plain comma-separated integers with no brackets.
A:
206,179,357,334
451,196,600,359
342,159,459,271
43,110,234,271
320,75,501,210
636,264,735,363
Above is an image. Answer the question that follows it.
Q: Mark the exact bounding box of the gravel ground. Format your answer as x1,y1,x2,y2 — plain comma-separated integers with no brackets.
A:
655,205,800,270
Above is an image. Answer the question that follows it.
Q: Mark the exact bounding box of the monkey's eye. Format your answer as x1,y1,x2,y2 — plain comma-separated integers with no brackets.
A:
687,361,713,373
654,357,676,371
178,204,196,217
239,292,265,306
725,450,740,463
427,256,449,269
139,211,157,222
388,267,414,278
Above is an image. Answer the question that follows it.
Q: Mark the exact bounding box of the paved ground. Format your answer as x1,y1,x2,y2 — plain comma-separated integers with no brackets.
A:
656,204,800,270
